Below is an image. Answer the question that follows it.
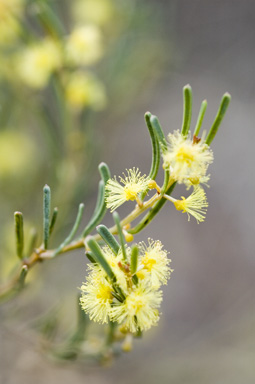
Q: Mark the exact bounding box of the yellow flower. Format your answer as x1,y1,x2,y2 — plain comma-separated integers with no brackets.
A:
110,283,162,333
162,130,213,187
80,277,113,324
72,0,114,26
105,168,149,212
65,25,102,66
65,71,106,111
173,186,208,223
137,239,172,288
16,38,62,89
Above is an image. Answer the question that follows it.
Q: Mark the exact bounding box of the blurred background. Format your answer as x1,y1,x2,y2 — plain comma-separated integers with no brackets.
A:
1,0,255,383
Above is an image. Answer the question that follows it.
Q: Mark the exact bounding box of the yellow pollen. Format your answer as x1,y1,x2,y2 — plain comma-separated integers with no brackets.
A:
176,146,195,164
142,255,157,271
96,285,112,301
124,185,138,201
136,270,146,280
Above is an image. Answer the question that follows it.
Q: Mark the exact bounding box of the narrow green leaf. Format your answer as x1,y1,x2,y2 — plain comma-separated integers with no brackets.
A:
14,212,24,260
33,0,65,38
181,84,193,137
194,100,207,137
43,185,51,249
113,212,127,262
150,115,168,152
129,182,177,234
86,237,115,281
82,181,105,237
144,112,161,180
130,244,139,274
206,93,231,146
85,251,96,264
18,265,28,289
54,203,85,256
160,170,170,195
96,225,120,255
98,162,111,184
49,207,58,235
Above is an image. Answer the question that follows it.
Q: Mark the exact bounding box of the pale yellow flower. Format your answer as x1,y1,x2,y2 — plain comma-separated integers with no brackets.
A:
80,277,113,324
16,39,62,88
173,186,208,223
65,25,102,66
105,168,149,212
137,239,172,288
65,71,106,111
162,130,213,187
110,283,162,333
72,0,114,26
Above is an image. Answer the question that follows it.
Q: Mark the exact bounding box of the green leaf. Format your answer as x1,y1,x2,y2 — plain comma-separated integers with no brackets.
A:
113,212,127,262
130,244,139,274
194,100,207,137
206,93,231,146
82,181,105,237
49,207,58,235
43,184,51,250
144,112,161,180
86,237,115,281
96,225,120,255
54,203,85,256
181,84,193,137
150,114,168,152
14,212,24,260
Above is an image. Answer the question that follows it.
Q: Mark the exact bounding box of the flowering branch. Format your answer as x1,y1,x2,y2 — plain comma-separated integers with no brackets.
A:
0,85,231,362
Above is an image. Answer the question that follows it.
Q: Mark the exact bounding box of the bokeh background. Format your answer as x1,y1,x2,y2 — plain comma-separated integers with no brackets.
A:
1,1,255,383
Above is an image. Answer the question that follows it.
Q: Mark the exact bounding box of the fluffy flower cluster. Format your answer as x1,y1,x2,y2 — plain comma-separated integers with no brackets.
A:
105,168,150,212
80,239,172,333
16,39,62,89
163,130,213,188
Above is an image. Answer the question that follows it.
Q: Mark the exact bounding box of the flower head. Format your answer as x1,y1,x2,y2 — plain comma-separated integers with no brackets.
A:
80,277,113,324
16,38,62,88
162,130,213,187
65,71,106,111
65,25,102,66
105,168,149,212
110,283,162,333
174,186,208,223
137,239,172,288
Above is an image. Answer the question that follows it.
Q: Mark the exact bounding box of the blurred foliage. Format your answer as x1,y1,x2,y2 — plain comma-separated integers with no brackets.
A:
0,0,171,279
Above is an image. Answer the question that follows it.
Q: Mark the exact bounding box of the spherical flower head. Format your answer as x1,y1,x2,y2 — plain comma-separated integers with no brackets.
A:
105,168,149,212
65,25,102,66
162,130,213,187
80,277,113,324
65,71,106,112
137,239,172,288
72,0,114,26
110,283,162,333
16,38,62,88
174,186,208,223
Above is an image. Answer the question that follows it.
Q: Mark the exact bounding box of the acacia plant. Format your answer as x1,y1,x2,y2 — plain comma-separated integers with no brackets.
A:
0,85,231,363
